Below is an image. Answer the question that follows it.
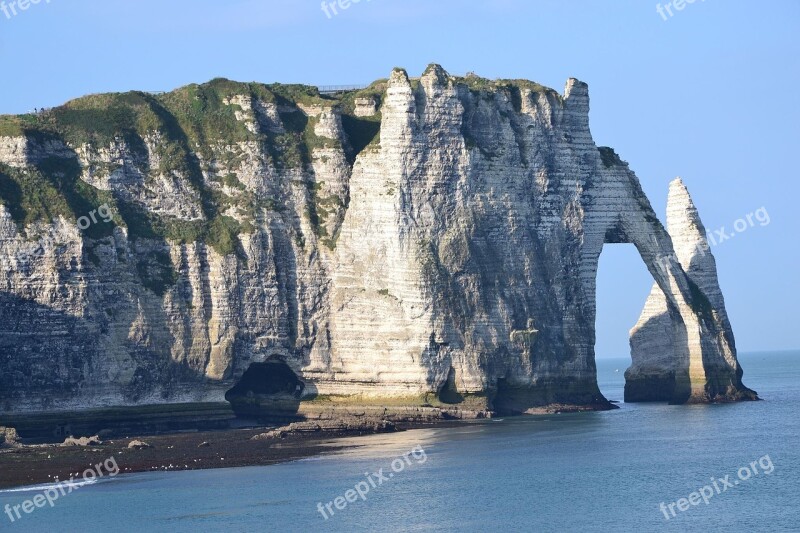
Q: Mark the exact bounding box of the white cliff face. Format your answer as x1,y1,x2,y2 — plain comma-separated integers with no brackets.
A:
0,137,29,168
627,179,754,402
0,66,755,415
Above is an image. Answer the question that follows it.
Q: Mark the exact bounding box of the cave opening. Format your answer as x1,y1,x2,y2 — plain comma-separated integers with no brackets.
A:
224,358,305,402
437,367,464,404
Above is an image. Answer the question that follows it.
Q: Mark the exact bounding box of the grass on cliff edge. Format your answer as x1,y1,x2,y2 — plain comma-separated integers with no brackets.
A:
0,78,393,252
0,159,116,240
598,147,630,168
0,72,571,256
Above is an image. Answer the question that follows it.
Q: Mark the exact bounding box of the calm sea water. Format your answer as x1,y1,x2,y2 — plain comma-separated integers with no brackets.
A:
2,351,798,532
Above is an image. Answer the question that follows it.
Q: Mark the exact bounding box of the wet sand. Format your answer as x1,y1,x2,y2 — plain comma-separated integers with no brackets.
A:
0,427,364,490
0,422,458,489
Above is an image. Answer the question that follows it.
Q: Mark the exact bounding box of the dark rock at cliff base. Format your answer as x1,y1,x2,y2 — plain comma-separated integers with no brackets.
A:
251,418,397,440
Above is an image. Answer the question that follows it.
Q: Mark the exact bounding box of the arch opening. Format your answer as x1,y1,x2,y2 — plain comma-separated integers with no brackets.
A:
594,243,658,403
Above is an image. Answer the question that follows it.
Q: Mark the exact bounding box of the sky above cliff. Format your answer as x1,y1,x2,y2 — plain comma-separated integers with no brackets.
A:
1,0,797,357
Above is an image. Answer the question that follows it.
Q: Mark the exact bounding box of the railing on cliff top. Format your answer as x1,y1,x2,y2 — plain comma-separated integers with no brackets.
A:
317,85,367,94
141,86,367,97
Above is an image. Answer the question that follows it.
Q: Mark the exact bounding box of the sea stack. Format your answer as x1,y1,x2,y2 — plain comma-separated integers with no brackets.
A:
627,179,758,403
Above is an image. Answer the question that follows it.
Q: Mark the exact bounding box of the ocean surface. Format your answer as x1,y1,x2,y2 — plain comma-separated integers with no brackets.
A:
1,350,798,532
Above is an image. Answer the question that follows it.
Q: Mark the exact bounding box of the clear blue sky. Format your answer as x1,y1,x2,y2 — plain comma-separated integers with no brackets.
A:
1,0,797,357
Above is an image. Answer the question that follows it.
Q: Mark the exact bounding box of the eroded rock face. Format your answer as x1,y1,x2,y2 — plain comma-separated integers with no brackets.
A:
0,426,20,447
627,179,757,403
0,65,755,416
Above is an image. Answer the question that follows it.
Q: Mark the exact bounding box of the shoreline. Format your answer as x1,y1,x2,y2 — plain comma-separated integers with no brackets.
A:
0,421,460,491
0,399,619,490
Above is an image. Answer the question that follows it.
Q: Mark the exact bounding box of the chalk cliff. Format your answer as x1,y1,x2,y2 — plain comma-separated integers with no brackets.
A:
627,179,756,402
0,65,756,417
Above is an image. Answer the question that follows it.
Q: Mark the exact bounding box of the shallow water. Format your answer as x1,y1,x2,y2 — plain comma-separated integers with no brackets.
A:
1,351,798,532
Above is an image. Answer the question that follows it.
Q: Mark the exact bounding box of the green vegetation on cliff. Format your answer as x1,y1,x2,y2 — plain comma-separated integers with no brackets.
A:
0,71,568,266
0,77,392,296
0,157,116,239
455,73,561,112
337,80,386,160
0,80,338,253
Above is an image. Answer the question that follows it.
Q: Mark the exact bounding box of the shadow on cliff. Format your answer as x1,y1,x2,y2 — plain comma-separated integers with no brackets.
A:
0,291,246,442
0,292,97,415
625,312,690,404
18,126,181,297
0,292,218,416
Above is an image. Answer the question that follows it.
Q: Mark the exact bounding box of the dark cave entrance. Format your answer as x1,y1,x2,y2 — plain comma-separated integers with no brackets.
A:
437,367,464,404
225,358,305,402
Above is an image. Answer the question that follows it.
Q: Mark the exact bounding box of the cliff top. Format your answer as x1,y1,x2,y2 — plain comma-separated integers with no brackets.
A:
0,65,584,257
0,65,570,138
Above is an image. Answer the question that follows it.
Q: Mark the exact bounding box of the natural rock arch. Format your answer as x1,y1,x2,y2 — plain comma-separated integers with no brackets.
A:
581,172,756,404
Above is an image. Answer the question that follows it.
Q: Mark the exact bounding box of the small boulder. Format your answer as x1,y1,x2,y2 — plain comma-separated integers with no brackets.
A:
250,430,287,441
286,422,321,433
62,435,103,447
373,420,397,433
128,439,152,449
0,426,20,448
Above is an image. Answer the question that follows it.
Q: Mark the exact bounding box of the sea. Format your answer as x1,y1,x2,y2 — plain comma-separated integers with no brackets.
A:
1,350,798,532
